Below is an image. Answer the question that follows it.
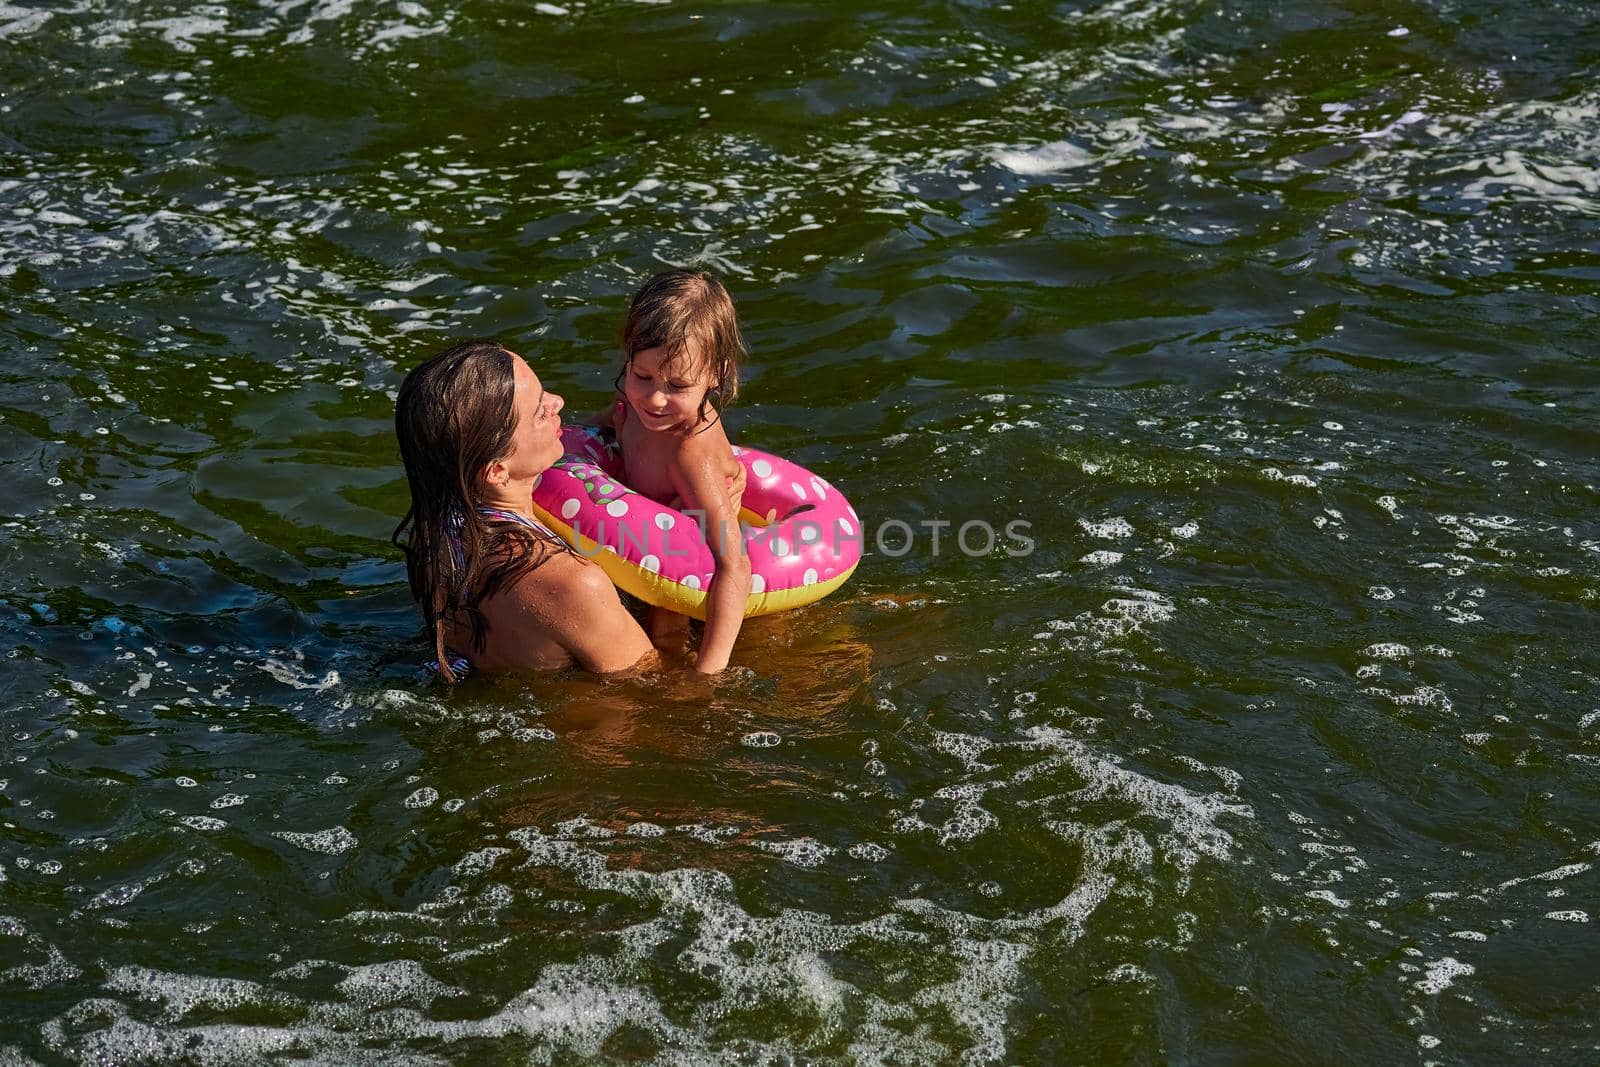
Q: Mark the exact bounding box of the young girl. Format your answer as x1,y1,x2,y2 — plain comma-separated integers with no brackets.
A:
605,269,750,674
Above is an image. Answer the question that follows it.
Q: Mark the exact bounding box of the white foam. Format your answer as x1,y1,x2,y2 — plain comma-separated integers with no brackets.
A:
1079,516,1134,539
1019,725,1252,877
1103,595,1175,625
403,787,438,808
1390,686,1452,712
1494,860,1594,893
104,966,292,1022
1261,467,1318,488
258,660,340,691
1414,956,1474,995
359,962,677,1056
1305,888,1352,909
848,842,890,861
993,140,1096,174
454,847,512,877
740,731,781,748
88,879,154,909
272,826,357,855
48,1015,309,1063
754,837,836,867
930,731,995,770
337,959,460,1009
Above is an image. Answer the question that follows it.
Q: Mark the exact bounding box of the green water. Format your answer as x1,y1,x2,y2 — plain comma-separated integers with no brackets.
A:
3,0,1599,1061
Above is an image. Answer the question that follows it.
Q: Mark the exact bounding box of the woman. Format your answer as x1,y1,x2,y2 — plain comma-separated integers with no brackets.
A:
393,339,658,679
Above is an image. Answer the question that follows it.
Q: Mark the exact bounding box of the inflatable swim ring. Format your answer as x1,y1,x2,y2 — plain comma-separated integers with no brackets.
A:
530,425,861,619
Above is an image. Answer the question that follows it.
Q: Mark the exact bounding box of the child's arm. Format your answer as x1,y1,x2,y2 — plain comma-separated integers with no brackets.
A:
670,448,750,674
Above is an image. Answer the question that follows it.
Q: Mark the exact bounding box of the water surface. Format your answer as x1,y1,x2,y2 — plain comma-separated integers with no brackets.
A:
2,0,1599,1061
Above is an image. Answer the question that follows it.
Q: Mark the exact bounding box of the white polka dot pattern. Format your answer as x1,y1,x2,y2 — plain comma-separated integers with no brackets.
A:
532,427,861,617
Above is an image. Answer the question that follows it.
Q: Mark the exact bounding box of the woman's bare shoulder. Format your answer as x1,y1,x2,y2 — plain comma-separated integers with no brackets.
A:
496,549,614,616
492,551,655,672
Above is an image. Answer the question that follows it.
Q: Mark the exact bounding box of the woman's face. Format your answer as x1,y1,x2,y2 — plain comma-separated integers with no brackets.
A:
499,353,565,479
623,344,714,433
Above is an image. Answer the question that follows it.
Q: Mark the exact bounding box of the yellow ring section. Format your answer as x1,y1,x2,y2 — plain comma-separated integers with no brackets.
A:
530,502,859,621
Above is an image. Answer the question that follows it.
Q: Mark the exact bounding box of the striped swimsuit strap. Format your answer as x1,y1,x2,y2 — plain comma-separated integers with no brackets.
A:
429,507,556,681
477,506,554,535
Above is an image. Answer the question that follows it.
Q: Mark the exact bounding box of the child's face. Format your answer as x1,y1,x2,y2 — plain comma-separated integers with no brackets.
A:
623,345,715,433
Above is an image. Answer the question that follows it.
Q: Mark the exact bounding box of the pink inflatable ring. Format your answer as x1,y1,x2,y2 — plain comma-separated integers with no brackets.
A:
530,425,861,619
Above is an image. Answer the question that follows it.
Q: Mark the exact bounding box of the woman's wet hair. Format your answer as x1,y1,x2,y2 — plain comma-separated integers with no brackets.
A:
620,268,745,423
392,339,564,682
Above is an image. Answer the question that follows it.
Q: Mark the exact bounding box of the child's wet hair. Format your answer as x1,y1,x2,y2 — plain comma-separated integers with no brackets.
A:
620,269,744,415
